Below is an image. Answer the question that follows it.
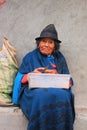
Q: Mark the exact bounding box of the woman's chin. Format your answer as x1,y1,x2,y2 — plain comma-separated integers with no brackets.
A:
41,52,51,56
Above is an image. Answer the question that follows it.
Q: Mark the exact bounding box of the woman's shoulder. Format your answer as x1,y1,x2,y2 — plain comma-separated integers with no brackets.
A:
56,51,66,61
23,48,39,60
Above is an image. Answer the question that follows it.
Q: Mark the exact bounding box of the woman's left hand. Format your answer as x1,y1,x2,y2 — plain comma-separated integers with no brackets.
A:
44,69,58,74
32,67,58,74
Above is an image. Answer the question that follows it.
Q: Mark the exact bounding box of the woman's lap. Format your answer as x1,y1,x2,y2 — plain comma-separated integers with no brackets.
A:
19,87,74,130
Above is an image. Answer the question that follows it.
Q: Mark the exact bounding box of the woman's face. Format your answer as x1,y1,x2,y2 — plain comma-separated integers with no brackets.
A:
39,38,55,55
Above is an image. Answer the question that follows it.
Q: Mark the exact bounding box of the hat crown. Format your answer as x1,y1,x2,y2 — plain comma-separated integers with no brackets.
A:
35,24,61,43
41,24,57,36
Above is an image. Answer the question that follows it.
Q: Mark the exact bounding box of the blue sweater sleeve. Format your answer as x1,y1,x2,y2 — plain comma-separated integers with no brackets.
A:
12,72,24,105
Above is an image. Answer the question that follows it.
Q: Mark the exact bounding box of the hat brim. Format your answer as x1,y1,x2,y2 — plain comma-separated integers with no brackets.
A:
35,37,61,43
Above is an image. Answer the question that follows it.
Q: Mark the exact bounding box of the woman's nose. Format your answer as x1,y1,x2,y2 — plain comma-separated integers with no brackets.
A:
45,42,49,46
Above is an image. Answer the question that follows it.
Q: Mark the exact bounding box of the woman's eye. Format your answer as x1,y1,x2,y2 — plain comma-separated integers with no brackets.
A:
42,40,46,42
49,41,53,44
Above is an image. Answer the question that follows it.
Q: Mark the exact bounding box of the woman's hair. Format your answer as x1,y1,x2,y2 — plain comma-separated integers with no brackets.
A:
36,39,60,51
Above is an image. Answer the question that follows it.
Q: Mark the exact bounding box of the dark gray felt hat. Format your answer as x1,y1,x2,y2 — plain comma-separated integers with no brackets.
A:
35,24,61,43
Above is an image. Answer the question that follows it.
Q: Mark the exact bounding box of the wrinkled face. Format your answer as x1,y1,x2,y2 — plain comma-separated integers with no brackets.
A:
39,38,55,55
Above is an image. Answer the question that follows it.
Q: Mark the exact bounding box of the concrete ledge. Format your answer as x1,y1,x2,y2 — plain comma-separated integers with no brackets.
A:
0,106,87,130
0,106,28,130
74,106,87,130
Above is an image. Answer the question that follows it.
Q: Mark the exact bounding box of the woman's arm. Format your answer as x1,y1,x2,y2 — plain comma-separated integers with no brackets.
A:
12,72,24,105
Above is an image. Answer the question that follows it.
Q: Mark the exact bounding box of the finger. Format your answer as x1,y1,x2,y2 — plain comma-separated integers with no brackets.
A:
45,69,53,73
33,68,44,73
37,67,45,71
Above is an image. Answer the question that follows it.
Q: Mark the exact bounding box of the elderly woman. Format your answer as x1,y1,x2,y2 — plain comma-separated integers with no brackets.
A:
12,24,75,130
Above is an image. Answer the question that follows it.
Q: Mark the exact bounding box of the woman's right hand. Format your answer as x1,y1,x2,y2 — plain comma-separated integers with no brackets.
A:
33,67,58,74
33,67,46,73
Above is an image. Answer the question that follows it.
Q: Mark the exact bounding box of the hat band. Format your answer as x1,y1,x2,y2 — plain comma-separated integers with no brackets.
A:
41,32,58,40
36,32,58,41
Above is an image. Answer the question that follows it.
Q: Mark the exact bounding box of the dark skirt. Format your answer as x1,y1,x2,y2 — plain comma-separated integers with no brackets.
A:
19,87,75,130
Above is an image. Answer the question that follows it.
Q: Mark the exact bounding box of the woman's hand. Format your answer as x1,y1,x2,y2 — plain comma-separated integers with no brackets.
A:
33,67,46,73
33,67,58,74
44,69,58,74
